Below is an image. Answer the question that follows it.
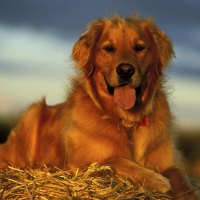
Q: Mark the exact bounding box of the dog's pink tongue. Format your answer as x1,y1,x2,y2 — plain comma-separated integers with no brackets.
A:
114,85,136,110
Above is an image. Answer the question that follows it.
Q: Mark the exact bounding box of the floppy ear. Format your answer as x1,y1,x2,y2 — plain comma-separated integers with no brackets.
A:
72,19,104,77
145,19,174,69
141,19,174,107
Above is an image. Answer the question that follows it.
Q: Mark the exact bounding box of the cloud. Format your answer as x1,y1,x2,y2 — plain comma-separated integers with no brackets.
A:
170,75,200,128
169,43,200,78
0,24,75,79
0,0,200,35
174,45,200,69
0,74,67,114
0,24,74,115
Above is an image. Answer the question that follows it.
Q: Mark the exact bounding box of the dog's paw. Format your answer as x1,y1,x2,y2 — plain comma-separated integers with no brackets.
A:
143,173,171,193
174,191,200,200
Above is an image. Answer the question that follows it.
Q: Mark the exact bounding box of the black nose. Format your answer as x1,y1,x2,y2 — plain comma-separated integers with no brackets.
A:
116,64,135,79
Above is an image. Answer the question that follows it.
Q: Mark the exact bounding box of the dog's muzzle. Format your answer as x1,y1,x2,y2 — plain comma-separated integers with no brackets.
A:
103,63,144,110
116,63,135,80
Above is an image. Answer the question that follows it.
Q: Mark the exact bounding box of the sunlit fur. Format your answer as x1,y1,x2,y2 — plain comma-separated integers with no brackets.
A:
0,16,199,199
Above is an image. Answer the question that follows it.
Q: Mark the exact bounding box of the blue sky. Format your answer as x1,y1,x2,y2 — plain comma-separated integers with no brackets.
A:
0,0,200,129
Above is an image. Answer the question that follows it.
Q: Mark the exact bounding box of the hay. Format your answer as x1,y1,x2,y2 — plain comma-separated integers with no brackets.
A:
0,163,171,200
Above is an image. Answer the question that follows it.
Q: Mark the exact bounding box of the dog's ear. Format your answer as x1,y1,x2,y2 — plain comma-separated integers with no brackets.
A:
144,19,174,69
72,19,104,77
140,19,174,107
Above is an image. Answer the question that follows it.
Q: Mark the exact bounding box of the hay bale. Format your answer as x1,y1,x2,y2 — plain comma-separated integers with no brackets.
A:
0,163,171,199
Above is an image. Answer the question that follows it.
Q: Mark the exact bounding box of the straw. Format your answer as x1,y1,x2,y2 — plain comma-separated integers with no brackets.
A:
0,163,172,200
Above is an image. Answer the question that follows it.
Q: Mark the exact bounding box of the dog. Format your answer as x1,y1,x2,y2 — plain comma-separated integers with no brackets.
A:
0,15,199,199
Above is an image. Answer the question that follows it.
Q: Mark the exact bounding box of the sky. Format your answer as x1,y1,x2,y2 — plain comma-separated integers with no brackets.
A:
0,0,200,129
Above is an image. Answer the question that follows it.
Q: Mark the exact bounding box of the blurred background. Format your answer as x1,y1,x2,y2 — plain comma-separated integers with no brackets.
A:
0,0,200,182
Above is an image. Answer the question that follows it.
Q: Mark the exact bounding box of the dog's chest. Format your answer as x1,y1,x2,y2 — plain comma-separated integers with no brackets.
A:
127,127,150,166
65,125,132,167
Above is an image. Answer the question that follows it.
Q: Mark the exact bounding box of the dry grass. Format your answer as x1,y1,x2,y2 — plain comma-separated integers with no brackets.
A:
0,163,172,200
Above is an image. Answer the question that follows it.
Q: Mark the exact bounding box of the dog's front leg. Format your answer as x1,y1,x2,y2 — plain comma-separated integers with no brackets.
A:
163,167,200,200
104,157,171,193
143,138,200,199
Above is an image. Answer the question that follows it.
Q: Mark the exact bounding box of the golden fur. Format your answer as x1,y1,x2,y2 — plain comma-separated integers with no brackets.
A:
0,15,199,199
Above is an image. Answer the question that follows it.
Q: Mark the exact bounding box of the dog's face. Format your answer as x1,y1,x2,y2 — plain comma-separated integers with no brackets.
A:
94,20,153,110
95,20,151,88
72,16,174,111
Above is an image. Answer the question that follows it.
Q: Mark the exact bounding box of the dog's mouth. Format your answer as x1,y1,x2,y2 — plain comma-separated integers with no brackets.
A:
104,78,142,110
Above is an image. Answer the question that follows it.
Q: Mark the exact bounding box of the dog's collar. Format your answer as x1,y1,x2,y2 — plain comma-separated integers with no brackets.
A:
121,115,149,128
136,115,149,127
124,115,149,140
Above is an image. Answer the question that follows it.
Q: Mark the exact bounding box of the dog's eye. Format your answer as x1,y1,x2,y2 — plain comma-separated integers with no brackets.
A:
134,44,146,52
103,45,115,52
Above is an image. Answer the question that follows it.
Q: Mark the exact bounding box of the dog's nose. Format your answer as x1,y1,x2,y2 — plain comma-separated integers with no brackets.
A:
116,64,135,79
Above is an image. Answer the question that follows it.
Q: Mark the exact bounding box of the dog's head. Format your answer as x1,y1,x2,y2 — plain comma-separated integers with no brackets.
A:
72,16,174,112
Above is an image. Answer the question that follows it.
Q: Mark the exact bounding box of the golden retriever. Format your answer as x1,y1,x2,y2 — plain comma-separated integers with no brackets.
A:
0,15,199,199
